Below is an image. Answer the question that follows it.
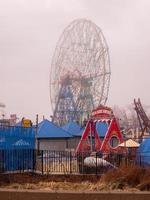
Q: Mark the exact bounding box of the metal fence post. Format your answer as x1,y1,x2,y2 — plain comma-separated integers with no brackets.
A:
139,154,142,167
70,151,72,174
82,152,84,174
32,149,36,172
96,152,97,175
41,150,44,175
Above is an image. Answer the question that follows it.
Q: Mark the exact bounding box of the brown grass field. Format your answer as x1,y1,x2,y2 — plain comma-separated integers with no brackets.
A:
0,165,150,191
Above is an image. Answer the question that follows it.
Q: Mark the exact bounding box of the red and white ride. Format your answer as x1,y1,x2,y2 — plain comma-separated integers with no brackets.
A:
76,105,123,153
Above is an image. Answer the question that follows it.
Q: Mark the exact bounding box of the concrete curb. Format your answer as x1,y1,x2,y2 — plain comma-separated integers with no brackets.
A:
0,189,150,200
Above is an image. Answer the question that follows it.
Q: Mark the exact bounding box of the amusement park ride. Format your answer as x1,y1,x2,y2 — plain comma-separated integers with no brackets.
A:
50,19,111,125
50,19,124,154
134,98,150,138
76,105,123,153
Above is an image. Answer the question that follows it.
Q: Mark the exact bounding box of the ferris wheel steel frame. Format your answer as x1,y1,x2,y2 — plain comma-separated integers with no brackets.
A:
50,19,111,125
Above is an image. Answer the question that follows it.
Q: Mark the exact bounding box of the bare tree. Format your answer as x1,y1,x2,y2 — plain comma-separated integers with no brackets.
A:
113,105,129,129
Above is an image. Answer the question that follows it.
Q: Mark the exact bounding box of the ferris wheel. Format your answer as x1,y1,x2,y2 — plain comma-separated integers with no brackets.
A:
50,19,111,125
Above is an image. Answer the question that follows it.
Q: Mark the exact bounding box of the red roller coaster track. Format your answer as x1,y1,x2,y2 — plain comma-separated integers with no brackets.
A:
134,98,150,137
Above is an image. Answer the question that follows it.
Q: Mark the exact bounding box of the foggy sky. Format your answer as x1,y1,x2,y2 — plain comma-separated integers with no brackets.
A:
0,0,150,122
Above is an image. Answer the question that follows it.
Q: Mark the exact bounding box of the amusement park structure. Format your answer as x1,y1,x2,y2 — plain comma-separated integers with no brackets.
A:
76,105,123,153
50,19,111,125
134,98,150,137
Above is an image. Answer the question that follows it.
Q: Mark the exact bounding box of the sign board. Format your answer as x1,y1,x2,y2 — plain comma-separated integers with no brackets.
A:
91,105,113,118
22,119,32,128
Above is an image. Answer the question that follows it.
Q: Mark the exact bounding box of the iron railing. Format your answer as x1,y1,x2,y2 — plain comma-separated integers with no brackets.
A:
0,149,150,174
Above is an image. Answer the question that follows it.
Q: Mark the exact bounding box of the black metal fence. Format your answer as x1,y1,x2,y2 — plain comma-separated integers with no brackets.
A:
36,151,123,174
0,149,150,175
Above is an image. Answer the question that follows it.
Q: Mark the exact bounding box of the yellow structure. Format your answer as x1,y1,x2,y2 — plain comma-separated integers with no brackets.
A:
22,118,32,128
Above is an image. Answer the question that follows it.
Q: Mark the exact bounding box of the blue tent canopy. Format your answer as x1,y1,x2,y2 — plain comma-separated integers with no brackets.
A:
137,138,150,166
38,119,72,138
62,121,108,138
62,121,83,136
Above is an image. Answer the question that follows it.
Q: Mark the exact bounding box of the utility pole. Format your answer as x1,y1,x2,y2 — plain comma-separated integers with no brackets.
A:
35,114,39,150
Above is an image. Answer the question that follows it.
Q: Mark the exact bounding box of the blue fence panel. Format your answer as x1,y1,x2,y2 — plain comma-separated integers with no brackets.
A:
0,126,35,149
0,126,35,172
0,149,35,172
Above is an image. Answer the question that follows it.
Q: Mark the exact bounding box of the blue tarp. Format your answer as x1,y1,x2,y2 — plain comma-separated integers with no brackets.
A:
38,119,72,138
137,138,150,166
62,121,83,136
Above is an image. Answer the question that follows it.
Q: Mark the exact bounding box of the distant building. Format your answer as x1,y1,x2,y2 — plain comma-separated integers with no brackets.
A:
0,114,17,126
37,119,72,151
61,121,83,150
37,119,121,151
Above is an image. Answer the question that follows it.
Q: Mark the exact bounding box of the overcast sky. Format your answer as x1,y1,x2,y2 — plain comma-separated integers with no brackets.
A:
0,0,150,122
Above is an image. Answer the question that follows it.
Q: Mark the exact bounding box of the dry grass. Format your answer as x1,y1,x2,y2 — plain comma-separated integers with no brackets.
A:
100,165,150,190
1,181,109,191
1,165,150,191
